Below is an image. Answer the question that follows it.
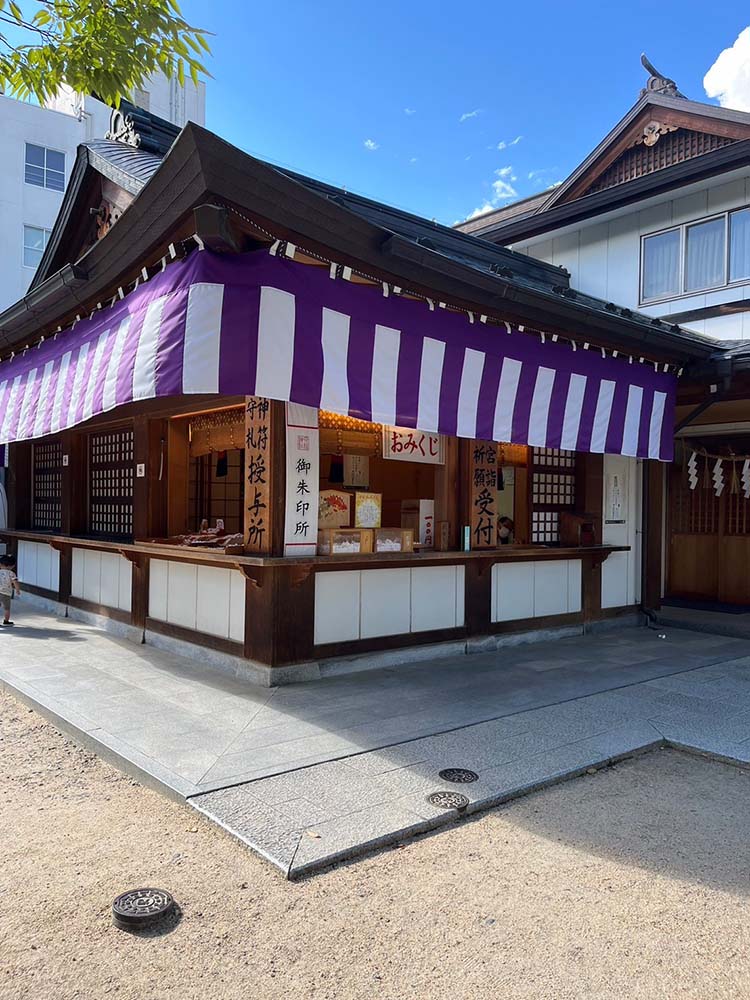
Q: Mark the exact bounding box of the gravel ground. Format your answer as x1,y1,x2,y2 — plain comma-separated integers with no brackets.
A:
2,689,750,1000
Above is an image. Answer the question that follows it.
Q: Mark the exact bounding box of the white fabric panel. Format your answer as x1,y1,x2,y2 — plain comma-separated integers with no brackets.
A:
0,376,23,441
50,351,72,433
590,379,616,453
132,296,167,400
101,319,130,412
620,385,644,457
31,361,55,439
560,374,587,450
416,337,446,432
16,368,38,441
64,343,89,429
526,366,556,447
370,325,401,425
492,357,523,442
492,562,534,622
255,286,295,400
82,330,111,421
319,308,350,414
229,571,245,644
456,349,485,439
567,560,582,613
196,565,232,638
648,391,667,459
165,562,198,630
182,283,224,394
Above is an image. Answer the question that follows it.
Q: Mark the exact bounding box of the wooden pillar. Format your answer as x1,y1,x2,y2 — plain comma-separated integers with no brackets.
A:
132,416,149,540
167,418,190,536
434,436,459,550
643,459,664,611
464,558,492,634
147,419,169,539
57,543,72,604
579,453,604,621
130,553,149,632
243,564,315,666
8,442,32,530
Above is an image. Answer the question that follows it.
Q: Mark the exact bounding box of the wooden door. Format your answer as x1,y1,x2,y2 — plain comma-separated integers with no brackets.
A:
668,461,750,603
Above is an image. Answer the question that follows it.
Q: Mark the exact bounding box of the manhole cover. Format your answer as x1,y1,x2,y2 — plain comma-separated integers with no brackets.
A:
427,790,470,811
439,767,479,783
112,888,175,930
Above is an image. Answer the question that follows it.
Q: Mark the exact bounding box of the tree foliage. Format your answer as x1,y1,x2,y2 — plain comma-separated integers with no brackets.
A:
0,0,210,106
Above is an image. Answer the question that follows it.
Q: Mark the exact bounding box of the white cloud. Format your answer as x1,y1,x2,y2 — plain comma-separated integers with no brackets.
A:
459,108,482,122
363,138,379,151
492,178,518,200
704,26,750,111
465,202,495,220
404,107,417,115
548,180,563,189
409,156,418,164
496,165,517,181
497,135,523,150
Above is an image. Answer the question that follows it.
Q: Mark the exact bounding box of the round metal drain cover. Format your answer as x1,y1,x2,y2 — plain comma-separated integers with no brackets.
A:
439,767,479,784
112,888,175,930
427,790,470,811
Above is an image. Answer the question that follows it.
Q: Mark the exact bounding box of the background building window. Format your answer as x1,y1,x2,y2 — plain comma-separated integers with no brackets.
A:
23,225,51,269
730,208,750,282
685,217,726,292
24,143,65,191
642,208,750,302
642,229,680,301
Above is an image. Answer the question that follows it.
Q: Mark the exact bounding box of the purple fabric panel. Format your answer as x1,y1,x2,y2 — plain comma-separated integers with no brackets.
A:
511,362,538,445
153,287,188,398
0,249,679,460
218,284,261,396
474,353,503,441
660,391,676,461
395,331,423,428
545,369,571,449
636,388,654,459
574,375,602,454
289,294,324,408
437,342,465,437
346,317,375,421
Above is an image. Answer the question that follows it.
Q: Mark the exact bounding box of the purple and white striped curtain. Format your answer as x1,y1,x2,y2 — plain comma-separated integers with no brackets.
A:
0,248,677,460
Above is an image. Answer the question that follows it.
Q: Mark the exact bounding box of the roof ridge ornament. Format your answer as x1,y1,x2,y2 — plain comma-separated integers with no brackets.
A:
640,53,686,100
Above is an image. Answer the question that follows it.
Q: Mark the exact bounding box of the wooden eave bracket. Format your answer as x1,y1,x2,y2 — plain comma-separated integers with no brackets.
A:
236,564,265,589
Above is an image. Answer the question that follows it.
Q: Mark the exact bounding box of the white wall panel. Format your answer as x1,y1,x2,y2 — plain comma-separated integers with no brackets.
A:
493,562,535,622
17,540,59,593
361,568,411,639
148,557,169,621
147,558,245,641
533,560,570,618
411,565,463,632
70,547,131,611
567,559,583,613
314,570,361,645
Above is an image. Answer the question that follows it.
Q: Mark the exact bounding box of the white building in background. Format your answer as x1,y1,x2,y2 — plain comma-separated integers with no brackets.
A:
0,75,205,312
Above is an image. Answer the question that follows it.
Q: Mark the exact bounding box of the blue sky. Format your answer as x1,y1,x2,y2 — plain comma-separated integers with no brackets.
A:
180,1,750,227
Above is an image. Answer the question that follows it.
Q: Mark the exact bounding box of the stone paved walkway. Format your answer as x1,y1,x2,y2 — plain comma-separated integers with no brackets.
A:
2,605,750,876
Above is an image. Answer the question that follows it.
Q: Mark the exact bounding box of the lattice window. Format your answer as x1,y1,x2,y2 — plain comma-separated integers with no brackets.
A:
671,477,720,535
530,448,576,544
725,490,750,536
32,440,62,531
532,510,560,545
89,429,134,538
